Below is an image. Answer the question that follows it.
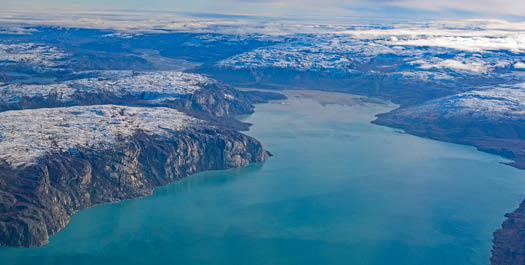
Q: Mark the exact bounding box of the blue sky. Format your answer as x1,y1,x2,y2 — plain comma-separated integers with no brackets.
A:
4,0,525,20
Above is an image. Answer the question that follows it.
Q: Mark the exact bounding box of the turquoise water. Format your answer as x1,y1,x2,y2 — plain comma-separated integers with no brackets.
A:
2,97,525,265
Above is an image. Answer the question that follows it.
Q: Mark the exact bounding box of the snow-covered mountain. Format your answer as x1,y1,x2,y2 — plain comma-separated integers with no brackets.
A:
217,31,525,83
394,84,525,120
0,71,211,103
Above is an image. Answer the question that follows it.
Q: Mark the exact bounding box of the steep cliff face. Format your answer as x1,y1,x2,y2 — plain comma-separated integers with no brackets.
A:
491,199,525,265
0,128,269,247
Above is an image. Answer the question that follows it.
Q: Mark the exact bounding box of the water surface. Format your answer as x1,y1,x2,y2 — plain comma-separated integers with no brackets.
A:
1,96,525,265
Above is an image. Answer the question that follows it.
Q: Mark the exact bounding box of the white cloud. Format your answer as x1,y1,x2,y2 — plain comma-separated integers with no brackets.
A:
514,62,525,69
413,58,489,74
5,0,525,19
389,35,525,53
387,0,525,17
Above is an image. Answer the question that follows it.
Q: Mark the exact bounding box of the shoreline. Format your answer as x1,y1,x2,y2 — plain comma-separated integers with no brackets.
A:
239,86,524,171
240,86,525,265
237,87,393,108
2,86,520,264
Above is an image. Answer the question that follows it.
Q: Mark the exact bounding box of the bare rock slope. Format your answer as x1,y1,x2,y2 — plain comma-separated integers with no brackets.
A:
491,199,525,265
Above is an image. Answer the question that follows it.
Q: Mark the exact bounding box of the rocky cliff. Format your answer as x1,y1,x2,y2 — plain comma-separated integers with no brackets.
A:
164,82,285,131
491,199,525,265
0,128,269,247
0,71,281,248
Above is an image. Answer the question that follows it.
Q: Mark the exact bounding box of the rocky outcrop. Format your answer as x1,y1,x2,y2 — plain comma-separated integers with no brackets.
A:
164,83,285,130
491,199,525,265
0,128,270,247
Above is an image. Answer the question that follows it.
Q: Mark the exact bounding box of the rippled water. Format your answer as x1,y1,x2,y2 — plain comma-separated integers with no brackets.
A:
1,97,525,265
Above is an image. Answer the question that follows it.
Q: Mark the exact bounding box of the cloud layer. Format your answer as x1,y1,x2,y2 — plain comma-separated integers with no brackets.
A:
4,0,525,19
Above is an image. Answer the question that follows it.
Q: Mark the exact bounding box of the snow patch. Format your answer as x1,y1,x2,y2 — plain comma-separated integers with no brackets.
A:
401,84,525,121
0,71,211,103
0,43,68,68
0,105,200,168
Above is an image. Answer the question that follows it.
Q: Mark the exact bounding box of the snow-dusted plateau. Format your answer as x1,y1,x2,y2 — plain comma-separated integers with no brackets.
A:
0,105,199,168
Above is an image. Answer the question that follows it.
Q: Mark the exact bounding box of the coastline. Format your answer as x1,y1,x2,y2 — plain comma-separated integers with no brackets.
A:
240,87,525,171
252,87,525,265
0,85,282,248
2,88,524,265
237,88,393,108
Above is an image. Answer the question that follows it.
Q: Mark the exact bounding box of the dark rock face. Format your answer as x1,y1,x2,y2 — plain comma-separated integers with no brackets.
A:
491,199,525,265
0,128,269,247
